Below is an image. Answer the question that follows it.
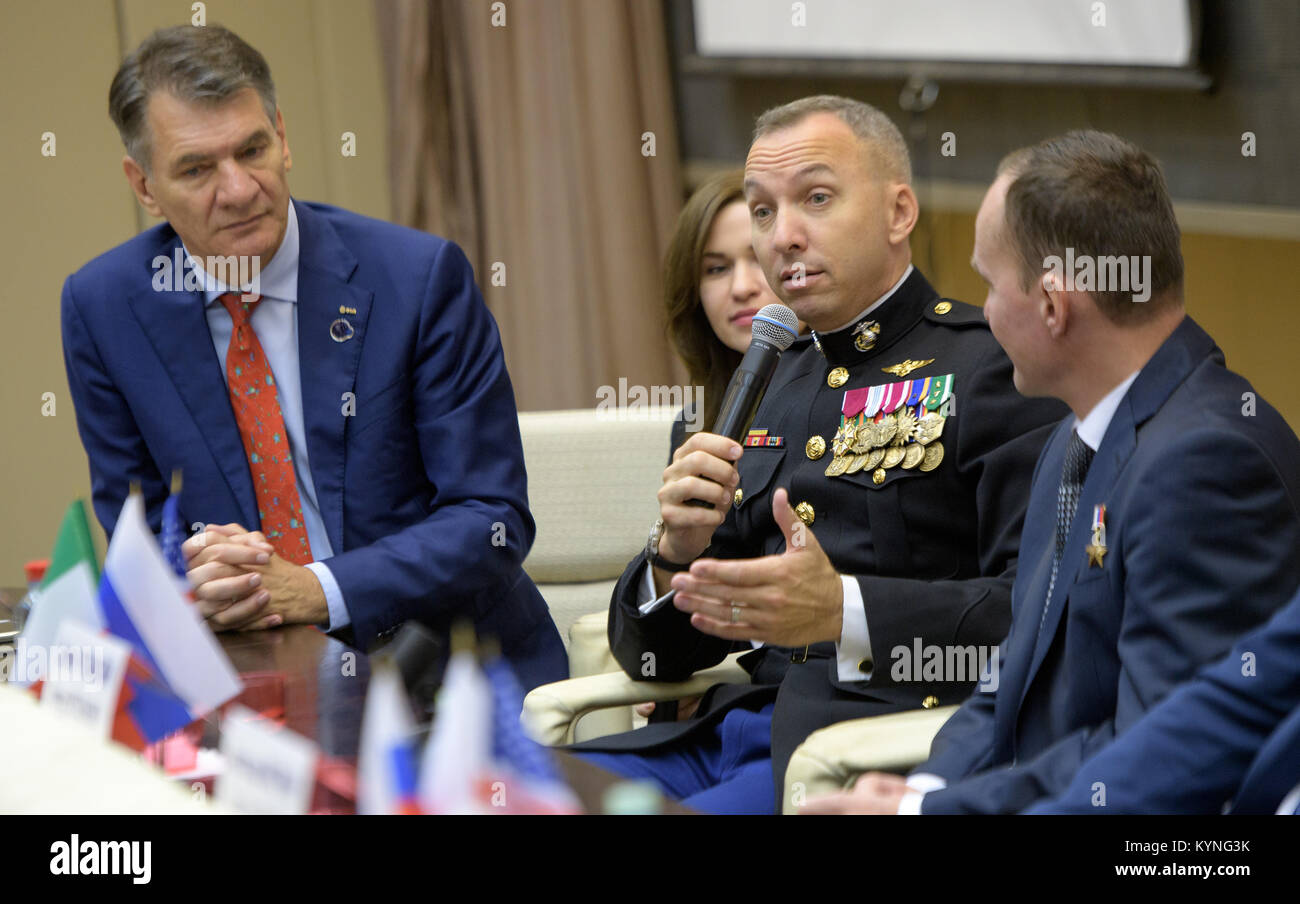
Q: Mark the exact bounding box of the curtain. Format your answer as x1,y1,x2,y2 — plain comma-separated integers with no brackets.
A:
377,0,687,411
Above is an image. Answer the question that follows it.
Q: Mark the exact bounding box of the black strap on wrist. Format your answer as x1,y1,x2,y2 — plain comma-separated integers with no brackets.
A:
647,549,693,572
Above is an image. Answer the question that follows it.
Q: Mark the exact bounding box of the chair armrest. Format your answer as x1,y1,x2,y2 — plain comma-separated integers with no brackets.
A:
567,610,619,679
781,705,958,814
522,653,750,746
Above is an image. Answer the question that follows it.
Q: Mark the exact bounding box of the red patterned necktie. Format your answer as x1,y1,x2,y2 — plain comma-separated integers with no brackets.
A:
219,292,312,565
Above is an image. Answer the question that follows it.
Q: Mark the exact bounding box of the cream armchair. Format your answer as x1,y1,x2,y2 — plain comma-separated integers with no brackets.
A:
781,705,957,814
522,651,750,746
518,406,670,653
521,407,747,741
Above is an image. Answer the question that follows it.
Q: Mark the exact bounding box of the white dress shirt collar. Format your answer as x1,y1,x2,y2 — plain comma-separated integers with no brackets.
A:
1074,370,1140,451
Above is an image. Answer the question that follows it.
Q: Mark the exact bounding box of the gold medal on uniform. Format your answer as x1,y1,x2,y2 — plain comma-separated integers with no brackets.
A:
878,380,910,468
827,388,867,476
825,415,855,476
919,441,944,472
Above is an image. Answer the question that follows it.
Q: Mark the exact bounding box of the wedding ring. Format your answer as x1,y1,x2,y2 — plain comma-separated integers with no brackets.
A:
731,604,741,624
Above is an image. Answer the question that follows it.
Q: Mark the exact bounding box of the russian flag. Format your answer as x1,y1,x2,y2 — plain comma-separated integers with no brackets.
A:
357,661,421,814
97,493,241,745
418,644,495,814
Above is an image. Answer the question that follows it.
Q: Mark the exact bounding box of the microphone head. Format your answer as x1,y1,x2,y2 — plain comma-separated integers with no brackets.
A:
750,303,800,351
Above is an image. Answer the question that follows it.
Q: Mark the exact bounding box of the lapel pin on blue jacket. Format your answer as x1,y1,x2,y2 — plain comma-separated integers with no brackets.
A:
330,318,355,343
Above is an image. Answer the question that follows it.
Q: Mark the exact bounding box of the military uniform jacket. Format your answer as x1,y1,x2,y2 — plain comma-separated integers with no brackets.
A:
577,267,1067,790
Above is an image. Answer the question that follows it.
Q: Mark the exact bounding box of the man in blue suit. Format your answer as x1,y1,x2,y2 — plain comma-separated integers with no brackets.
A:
60,24,566,689
1029,583,1300,815
802,131,1300,815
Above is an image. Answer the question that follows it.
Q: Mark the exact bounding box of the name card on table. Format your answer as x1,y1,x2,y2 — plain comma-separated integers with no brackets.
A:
39,620,130,739
218,704,319,814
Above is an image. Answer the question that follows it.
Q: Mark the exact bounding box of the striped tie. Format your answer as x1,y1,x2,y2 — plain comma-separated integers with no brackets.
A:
1038,429,1094,636
219,292,312,565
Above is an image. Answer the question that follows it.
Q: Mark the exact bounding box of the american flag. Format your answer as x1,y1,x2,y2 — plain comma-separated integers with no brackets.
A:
483,657,582,814
160,493,189,581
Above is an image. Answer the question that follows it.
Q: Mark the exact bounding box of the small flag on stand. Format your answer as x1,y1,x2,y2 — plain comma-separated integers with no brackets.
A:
159,470,193,596
357,661,420,814
418,625,581,815
418,626,494,814
97,492,242,747
12,501,103,687
480,655,582,814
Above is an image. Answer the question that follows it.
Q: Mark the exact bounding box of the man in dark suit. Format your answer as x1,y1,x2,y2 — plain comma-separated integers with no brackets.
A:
1027,583,1300,815
60,24,566,689
572,96,1066,813
802,131,1300,815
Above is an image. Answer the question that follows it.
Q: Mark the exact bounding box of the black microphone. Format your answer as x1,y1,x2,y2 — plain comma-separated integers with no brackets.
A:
687,303,800,507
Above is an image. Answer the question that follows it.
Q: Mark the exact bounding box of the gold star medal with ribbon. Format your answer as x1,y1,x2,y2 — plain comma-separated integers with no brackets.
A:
1086,503,1108,567
826,387,869,476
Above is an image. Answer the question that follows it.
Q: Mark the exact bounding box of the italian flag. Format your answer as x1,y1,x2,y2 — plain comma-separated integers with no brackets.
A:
13,501,103,687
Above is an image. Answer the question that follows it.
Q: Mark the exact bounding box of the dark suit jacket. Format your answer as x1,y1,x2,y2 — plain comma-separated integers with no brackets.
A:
1027,582,1300,815
575,268,1066,798
920,316,1300,814
60,200,566,689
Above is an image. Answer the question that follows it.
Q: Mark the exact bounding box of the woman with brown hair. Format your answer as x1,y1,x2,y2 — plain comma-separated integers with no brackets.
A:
663,169,786,445
635,170,788,724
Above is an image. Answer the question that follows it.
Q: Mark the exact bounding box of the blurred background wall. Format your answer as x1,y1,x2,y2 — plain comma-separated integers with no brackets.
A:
2,0,1297,584
668,0,1300,427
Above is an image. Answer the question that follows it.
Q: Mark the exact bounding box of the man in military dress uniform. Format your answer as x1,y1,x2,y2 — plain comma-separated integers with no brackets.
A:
573,96,1066,813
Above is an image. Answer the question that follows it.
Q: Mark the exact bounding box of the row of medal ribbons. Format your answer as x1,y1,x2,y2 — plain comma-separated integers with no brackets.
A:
825,374,954,477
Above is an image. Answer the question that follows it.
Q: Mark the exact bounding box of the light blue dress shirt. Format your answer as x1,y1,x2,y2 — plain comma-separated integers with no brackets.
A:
185,201,350,630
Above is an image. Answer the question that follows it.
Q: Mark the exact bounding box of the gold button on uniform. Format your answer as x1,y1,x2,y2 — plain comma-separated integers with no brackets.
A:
872,468,886,485
795,501,815,525
933,301,952,315
805,435,826,460
827,366,849,388
857,659,873,674
733,487,743,506
922,695,939,709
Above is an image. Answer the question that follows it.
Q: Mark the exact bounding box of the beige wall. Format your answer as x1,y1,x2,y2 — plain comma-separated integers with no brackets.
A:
0,1,390,585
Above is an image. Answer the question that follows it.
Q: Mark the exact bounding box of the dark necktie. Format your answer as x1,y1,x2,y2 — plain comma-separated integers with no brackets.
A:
1038,429,1095,635
219,292,313,565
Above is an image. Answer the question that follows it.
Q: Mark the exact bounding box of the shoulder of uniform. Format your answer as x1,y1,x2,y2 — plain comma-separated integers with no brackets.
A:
924,297,987,327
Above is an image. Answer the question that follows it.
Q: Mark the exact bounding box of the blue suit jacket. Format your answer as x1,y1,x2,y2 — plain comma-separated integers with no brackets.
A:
1028,583,1300,814
60,200,566,688
918,316,1300,814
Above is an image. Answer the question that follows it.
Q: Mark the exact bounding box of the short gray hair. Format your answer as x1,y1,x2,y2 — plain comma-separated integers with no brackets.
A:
754,95,912,184
109,24,277,174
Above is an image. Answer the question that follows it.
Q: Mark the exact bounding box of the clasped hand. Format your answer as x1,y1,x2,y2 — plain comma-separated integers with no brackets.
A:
181,523,327,631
